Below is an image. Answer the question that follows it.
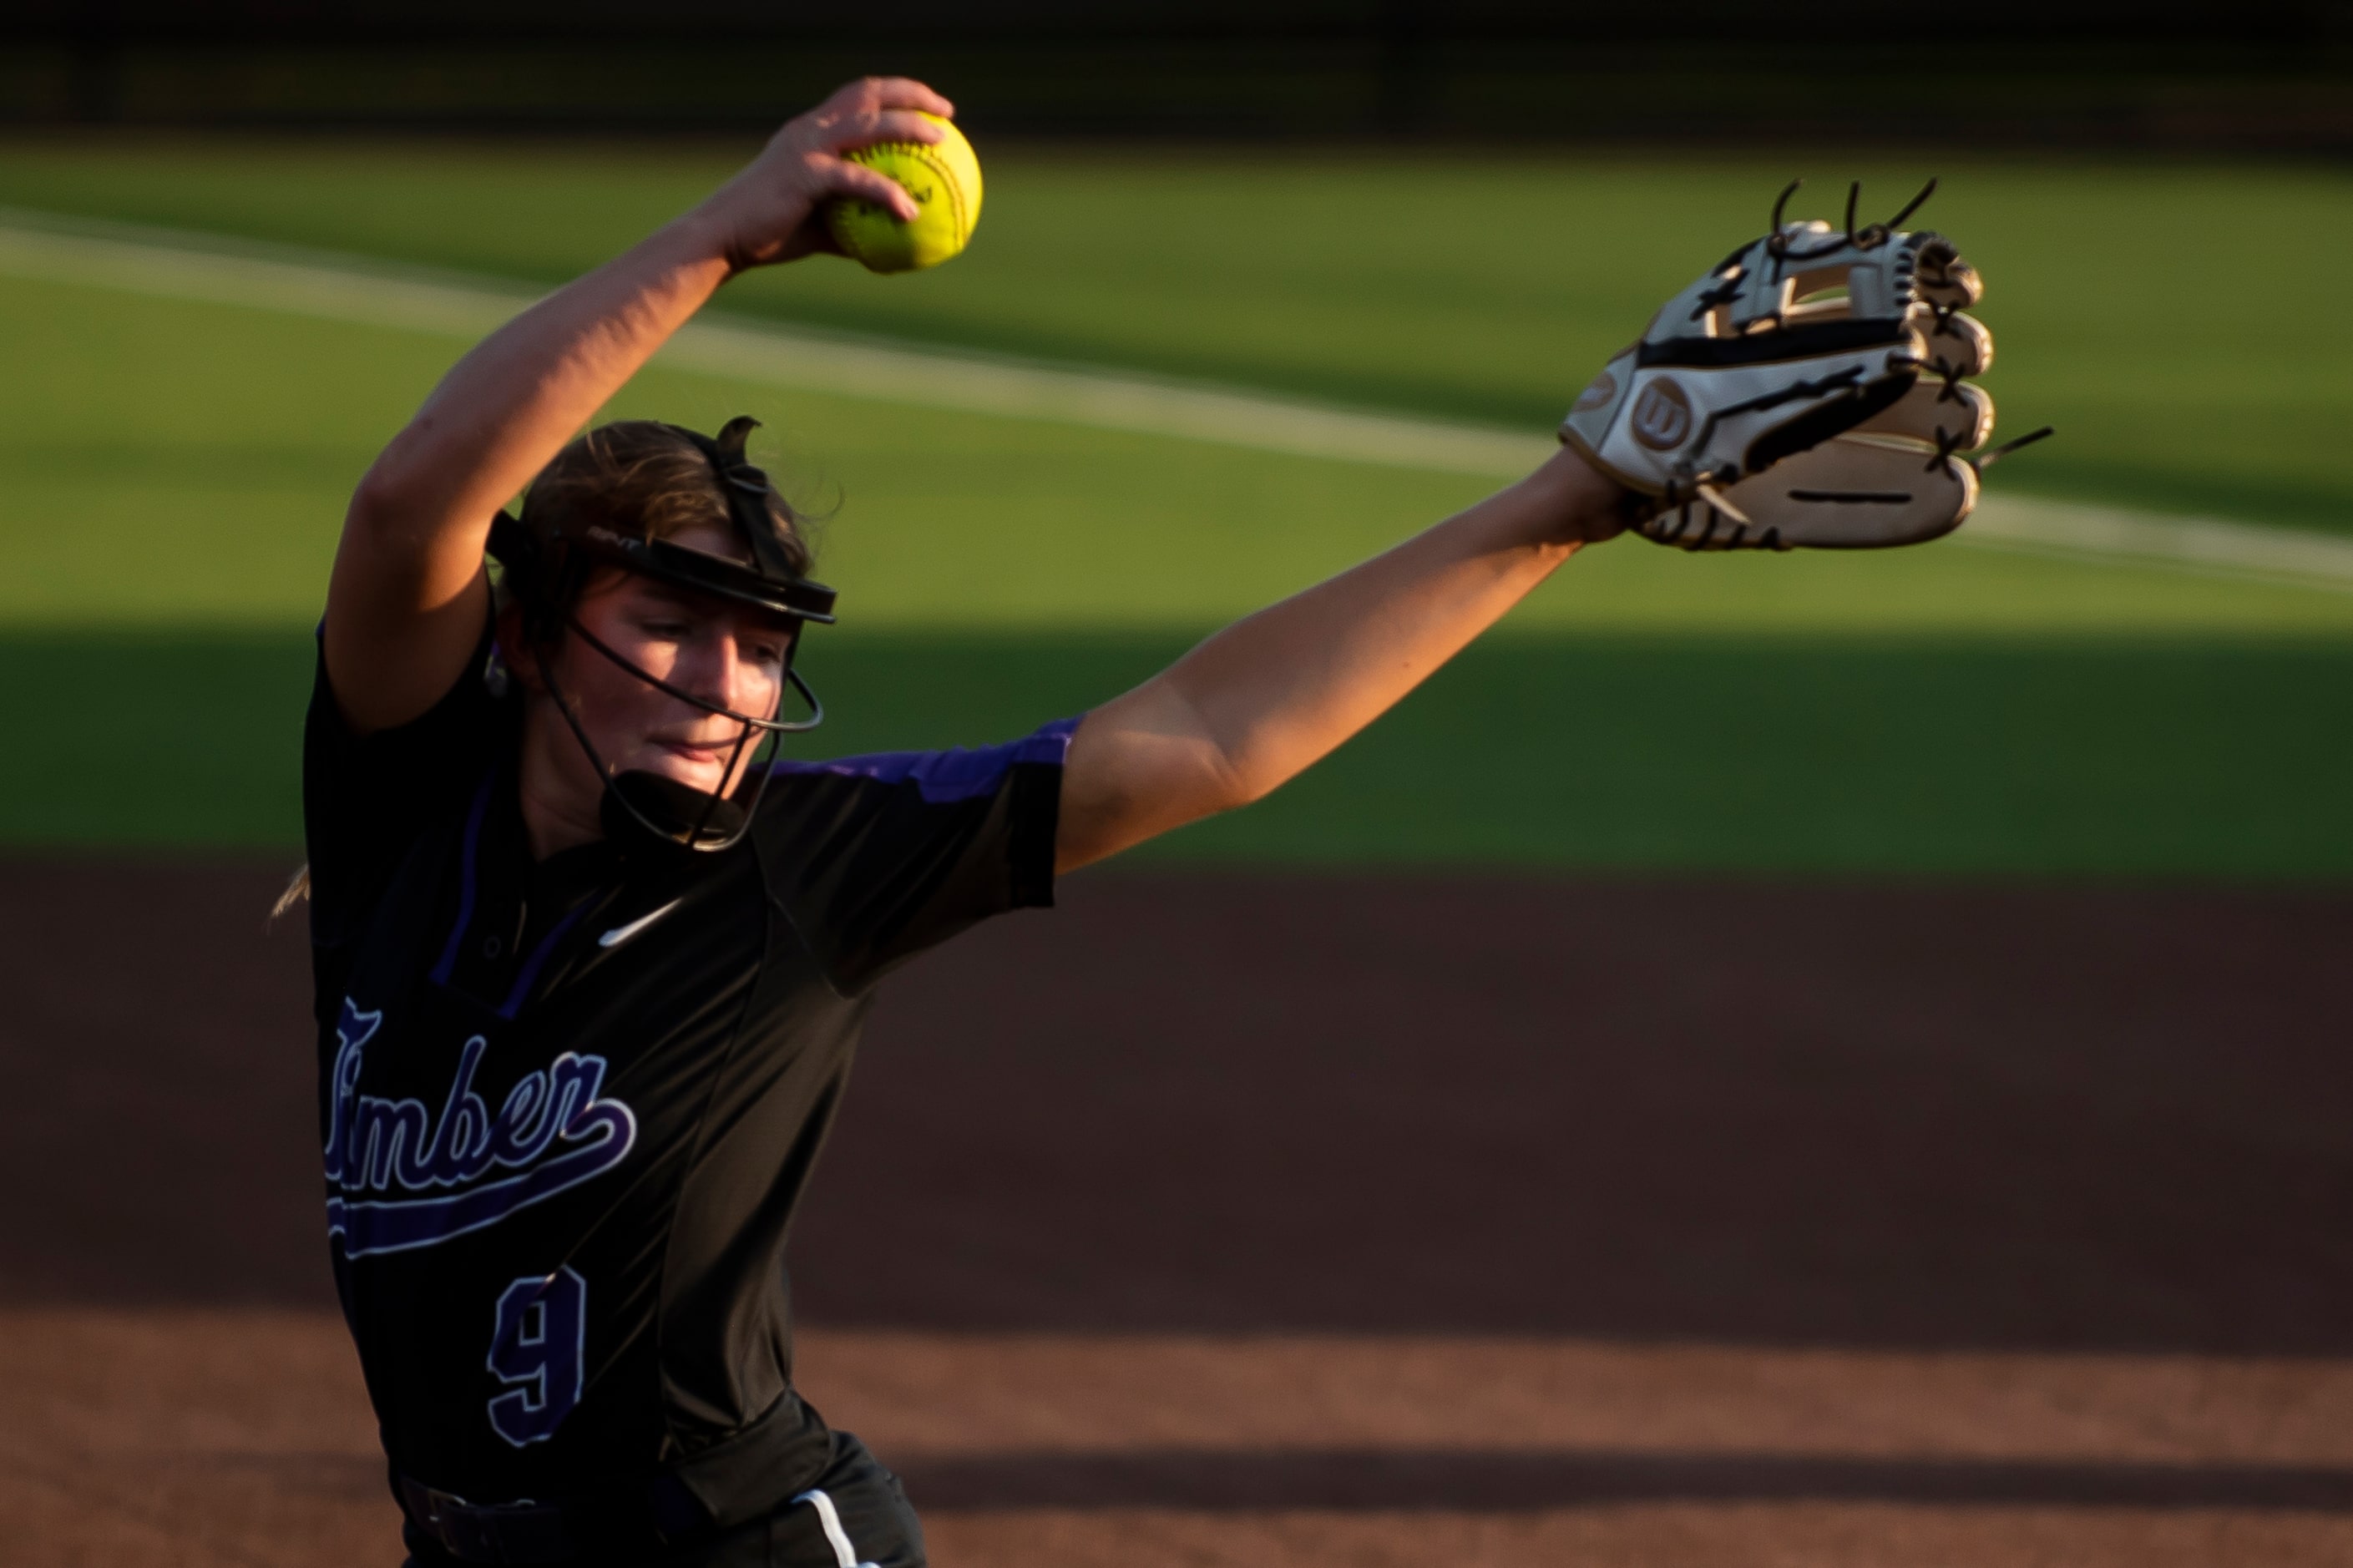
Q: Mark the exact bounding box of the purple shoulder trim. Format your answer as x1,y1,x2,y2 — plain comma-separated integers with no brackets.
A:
770,716,1080,805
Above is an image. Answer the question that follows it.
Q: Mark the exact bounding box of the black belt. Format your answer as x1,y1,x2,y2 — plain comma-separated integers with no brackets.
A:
401,1470,721,1565
399,1392,833,1565
402,1479,581,1565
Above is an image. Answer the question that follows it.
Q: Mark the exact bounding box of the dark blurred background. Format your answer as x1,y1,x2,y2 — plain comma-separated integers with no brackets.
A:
7,1,2351,146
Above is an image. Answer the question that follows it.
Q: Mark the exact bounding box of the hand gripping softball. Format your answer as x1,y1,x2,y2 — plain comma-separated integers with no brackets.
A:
1561,180,2049,550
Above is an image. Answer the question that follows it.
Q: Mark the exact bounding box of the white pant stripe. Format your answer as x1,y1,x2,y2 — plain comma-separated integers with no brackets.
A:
791,1488,875,1568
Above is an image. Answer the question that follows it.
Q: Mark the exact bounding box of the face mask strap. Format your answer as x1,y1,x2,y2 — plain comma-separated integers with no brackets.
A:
534,618,822,854
563,615,825,736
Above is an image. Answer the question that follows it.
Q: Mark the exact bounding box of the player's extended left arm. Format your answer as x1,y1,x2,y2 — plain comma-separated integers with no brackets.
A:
1055,444,1626,872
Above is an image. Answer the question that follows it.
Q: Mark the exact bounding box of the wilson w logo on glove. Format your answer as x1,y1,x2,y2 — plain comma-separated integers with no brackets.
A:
1561,179,2050,551
1630,380,1697,451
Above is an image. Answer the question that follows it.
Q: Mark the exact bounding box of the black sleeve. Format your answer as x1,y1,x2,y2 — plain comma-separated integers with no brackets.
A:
301,617,509,966
756,717,1076,993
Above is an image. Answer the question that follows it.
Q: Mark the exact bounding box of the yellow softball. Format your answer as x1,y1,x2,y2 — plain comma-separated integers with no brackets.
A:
827,114,983,275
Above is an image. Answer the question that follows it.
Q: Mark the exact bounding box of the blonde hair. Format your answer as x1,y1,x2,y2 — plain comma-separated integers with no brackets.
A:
501,419,815,633
271,863,311,921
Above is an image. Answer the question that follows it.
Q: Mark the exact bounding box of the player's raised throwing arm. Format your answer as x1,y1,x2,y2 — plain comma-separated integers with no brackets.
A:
323,78,949,736
1056,446,1627,871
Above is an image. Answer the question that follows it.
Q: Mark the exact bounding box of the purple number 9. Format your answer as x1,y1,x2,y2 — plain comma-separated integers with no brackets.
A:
486,1267,587,1447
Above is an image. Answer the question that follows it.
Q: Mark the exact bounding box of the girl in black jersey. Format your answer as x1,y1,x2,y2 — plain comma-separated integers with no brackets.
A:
313,77,1627,1568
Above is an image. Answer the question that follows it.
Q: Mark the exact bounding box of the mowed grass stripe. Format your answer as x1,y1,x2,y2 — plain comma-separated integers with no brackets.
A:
5,210,2349,592
0,211,1545,475
9,626,2350,880
5,268,2348,638
2,144,2347,533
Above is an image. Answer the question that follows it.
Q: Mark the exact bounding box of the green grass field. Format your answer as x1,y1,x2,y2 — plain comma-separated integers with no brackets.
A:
3,141,2348,530
1,139,2348,878
13,624,2342,880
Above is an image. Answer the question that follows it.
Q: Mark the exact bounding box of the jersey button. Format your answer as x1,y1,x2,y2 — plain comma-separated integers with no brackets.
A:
483,936,503,959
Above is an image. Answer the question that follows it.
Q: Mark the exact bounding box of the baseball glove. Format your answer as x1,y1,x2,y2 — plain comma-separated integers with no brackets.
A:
1561,180,2049,550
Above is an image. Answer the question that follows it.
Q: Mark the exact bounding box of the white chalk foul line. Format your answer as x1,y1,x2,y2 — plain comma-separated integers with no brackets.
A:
0,210,529,339
1959,495,2353,594
3,207,2350,591
0,210,1541,476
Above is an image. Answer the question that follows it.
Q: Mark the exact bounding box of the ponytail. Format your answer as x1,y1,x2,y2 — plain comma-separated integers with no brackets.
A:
271,863,311,922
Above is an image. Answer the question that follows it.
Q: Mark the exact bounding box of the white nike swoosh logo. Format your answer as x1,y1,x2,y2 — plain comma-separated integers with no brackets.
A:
598,898,683,950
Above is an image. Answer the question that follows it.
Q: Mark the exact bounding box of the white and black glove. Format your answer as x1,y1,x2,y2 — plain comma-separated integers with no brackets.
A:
1561,180,2048,550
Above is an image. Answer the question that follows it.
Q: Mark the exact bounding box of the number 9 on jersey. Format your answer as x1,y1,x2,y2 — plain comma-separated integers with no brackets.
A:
486,1267,588,1447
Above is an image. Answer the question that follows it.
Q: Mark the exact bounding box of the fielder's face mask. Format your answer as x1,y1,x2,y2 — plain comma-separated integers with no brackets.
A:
487,417,837,854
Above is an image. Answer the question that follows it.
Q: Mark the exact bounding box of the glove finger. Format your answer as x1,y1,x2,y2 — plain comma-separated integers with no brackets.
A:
1920,308,1992,377
1913,236,1983,310
1855,379,1995,452
1733,433,1978,548
1920,266,1982,311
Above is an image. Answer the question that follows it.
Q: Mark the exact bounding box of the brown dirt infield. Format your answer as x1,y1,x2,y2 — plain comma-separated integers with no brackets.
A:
1,859,2348,1565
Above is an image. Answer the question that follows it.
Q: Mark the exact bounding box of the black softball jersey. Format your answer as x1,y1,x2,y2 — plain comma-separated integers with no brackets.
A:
301,626,1070,1548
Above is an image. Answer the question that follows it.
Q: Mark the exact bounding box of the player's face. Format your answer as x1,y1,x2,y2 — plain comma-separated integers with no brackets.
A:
554,525,793,797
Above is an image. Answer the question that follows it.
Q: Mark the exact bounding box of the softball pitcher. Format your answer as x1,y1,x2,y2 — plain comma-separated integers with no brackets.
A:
305,76,2023,1568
